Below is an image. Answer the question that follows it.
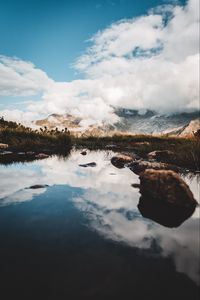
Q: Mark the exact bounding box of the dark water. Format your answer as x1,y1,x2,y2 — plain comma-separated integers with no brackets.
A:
0,151,199,300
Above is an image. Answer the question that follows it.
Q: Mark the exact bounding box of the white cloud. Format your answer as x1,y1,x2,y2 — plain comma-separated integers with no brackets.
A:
0,56,53,96
0,0,199,125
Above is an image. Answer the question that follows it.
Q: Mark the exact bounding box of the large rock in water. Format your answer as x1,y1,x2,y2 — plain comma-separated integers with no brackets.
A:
129,160,179,175
111,154,135,169
139,169,197,208
138,169,197,227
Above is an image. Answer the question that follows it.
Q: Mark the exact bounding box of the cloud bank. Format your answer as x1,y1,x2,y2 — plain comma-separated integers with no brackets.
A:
0,0,199,125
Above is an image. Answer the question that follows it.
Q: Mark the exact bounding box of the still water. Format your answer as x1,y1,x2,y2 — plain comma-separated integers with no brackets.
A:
0,150,199,300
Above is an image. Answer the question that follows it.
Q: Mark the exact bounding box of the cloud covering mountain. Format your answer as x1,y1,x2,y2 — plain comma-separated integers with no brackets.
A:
0,0,199,126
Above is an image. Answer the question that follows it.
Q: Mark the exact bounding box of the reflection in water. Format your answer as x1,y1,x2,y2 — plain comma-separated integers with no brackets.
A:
138,196,196,228
0,150,199,287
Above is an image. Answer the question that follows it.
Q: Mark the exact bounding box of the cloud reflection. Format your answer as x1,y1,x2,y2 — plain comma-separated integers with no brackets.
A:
0,151,199,284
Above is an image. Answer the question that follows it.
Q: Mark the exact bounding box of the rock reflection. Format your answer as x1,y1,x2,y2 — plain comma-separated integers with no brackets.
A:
138,196,196,228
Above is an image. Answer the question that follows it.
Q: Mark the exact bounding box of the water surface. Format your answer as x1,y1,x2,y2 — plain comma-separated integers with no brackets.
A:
0,151,199,300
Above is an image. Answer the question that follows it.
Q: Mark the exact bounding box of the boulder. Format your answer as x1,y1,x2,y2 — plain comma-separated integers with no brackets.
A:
111,154,135,169
129,160,179,175
147,150,174,161
0,143,8,149
139,169,197,208
79,162,97,168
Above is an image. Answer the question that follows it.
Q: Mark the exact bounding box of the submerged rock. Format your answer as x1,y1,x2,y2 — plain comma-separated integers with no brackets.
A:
80,150,87,155
28,184,49,189
147,150,174,161
79,162,97,168
111,154,135,169
129,160,179,175
131,183,140,188
139,169,197,208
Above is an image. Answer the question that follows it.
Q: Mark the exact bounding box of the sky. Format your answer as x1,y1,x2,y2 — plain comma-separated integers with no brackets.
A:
0,0,199,126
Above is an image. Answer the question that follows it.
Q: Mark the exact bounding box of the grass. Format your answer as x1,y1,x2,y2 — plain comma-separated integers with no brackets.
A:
73,134,200,171
0,117,72,153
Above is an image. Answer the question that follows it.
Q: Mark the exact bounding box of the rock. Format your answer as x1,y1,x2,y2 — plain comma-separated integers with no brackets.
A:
129,160,179,175
35,153,49,159
111,154,135,169
80,150,87,155
147,150,174,161
28,184,49,189
139,169,197,208
131,183,140,188
79,162,97,168
0,143,8,149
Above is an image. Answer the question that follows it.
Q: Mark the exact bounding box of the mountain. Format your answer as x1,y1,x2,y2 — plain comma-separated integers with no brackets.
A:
162,118,200,137
35,110,200,136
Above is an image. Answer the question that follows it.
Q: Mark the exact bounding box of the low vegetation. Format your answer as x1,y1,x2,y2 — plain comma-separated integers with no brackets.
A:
73,134,200,171
0,117,71,153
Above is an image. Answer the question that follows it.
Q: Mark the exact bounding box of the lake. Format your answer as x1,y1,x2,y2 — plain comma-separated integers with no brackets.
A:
0,150,199,300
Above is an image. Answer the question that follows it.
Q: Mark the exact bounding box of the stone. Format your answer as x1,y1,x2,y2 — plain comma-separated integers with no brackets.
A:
80,150,87,155
79,162,97,168
131,183,140,188
129,160,179,175
28,185,49,189
139,169,197,208
0,143,8,149
111,154,135,169
147,150,174,161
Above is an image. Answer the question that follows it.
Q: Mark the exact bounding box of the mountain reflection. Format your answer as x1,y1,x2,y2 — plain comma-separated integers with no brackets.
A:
0,150,199,285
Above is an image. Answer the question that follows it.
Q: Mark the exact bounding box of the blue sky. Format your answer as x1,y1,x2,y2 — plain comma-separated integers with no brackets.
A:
0,0,198,123
0,0,186,81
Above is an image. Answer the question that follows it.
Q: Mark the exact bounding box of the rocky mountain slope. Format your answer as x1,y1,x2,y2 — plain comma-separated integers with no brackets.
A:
35,110,200,136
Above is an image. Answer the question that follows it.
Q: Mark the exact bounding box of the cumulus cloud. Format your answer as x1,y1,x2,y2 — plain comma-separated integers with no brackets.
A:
0,56,53,96
0,0,199,125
